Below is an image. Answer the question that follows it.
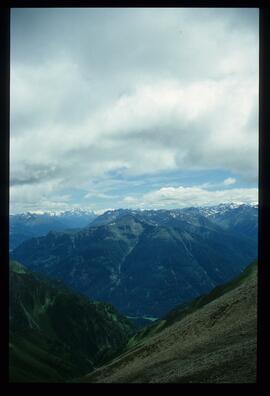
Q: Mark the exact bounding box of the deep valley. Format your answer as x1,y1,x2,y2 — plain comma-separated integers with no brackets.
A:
9,204,258,383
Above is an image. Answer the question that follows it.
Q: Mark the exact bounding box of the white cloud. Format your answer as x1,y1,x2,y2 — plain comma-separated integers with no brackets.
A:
10,76,258,182
223,177,236,186
121,185,258,209
10,8,259,213
83,191,117,200
94,208,115,215
10,181,72,213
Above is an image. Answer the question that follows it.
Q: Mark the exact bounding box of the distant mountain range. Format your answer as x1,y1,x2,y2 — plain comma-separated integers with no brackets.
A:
11,203,258,318
90,203,258,239
10,209,97,250
9,261,134,383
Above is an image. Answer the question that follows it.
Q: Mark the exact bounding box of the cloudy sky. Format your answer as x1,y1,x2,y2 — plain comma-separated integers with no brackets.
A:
10,7,259,214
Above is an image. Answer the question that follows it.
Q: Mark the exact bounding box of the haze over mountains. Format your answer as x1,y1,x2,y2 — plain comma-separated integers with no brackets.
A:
11,203,258,319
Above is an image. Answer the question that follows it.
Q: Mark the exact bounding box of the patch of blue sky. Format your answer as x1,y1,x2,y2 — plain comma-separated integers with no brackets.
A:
103,168,243,192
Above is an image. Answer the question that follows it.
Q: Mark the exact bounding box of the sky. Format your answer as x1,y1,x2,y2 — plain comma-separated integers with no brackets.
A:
10,7,259,214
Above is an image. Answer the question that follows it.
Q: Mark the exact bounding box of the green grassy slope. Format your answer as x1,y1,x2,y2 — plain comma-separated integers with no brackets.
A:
9,261,134,383
128,261,257,345
78,261,257,383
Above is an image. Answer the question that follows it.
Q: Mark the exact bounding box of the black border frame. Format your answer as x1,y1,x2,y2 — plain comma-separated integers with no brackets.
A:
1,1,269,385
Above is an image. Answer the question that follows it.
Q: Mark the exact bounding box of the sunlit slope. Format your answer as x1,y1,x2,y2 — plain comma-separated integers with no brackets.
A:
78,262,257,383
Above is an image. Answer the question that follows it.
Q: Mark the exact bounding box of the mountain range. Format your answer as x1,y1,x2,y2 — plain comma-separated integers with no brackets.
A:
11,203,258,319
10,209,97,251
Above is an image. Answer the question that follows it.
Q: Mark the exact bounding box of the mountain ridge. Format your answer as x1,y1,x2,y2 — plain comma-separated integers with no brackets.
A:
10,209,97,251
12,204,257,318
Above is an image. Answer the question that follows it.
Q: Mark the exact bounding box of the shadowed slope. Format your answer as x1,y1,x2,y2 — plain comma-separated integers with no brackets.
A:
9,261,134,383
